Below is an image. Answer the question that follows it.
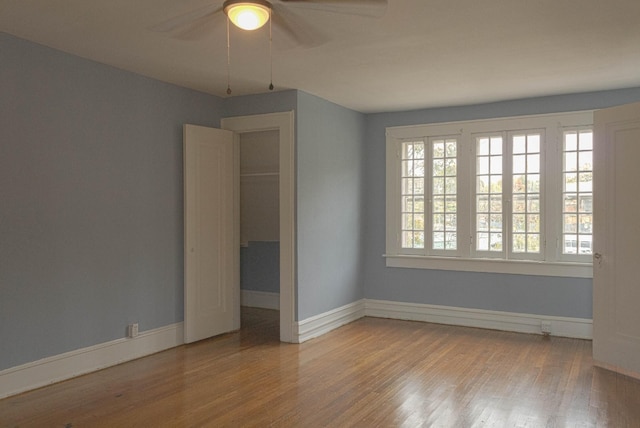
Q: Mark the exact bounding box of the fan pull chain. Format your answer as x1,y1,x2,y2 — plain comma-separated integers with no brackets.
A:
226,17,232,95
269,9,274,91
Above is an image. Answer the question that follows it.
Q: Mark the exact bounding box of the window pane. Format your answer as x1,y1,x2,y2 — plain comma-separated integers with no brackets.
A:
433,159,444,176
490,214,502,231
579,151,592,171
490,196,502,213
513,195,526,213
510,132,542,256
402,214,414,229
478,138,489,155
400,141,425,249
433,232,444,249
578,235,592,255
579,131,593,150
527,154,540,173
402,160,413,177
445,196,457,213
528,135,540,153
433,214,444,231
565,173,577,192
445,177,457,194
564,235,577,254
513,155,526,174
564,152,577,172
477,214,489,232
513,135,526,154
527,195,540,213
527,214,540,233
562,129,593,255
433,196,444,212
445,232,457,250
477,233,489,251
446,141,457,157
565,132,578,151
402,178,413,194
513,214,526,233
476,135,503,253
490,156,503,174
564,214,577,233
477,175,489,193
477,195,489,212
445,214,456,231
527,175,540,193
513,234,526,252
527,234,540,253
431,138,457,252
478,156,489,174
445,159,457,176
433,141,444,158
490,175,502,192
490,137,503,155
489,233,502,251
433,177,445,194
579,214,592,234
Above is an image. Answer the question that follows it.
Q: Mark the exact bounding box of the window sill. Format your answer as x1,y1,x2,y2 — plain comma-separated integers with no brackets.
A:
384,254,592,278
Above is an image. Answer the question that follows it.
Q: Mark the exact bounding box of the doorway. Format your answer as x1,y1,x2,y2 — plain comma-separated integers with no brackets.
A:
239,130,280,333
221,112,296,343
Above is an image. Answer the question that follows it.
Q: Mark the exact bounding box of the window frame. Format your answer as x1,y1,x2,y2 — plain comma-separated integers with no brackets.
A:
385,111,594,278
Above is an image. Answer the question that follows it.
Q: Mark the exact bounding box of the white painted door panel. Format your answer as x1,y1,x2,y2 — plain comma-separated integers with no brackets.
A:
593,102,640,377
184,124,238,344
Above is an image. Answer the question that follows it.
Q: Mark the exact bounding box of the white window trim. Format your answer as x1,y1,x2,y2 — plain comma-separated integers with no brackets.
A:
385,111,594,278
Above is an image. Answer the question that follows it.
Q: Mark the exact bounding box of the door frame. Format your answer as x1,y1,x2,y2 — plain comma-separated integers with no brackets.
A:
221,111,296,343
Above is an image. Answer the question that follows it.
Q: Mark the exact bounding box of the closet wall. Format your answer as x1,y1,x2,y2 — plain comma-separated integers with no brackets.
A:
240,130,280,297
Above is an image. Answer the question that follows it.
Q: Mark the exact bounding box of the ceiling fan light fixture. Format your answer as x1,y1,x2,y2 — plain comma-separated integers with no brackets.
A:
224,0,271,31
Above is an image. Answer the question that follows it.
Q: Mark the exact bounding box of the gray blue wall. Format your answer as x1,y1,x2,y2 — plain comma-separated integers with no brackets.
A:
295,91,366,320
5,31,640,373
241,242,280,293
0,33,223,370
362,88,640,319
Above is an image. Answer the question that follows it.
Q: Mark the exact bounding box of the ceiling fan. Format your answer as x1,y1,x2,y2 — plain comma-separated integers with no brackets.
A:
152,0,388,48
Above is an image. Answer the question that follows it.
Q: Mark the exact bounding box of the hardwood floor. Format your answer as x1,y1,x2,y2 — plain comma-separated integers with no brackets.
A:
2,308,640,427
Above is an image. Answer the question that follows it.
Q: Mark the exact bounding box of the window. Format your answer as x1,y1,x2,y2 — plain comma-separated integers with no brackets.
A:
562,129,593,258
386,112,593,278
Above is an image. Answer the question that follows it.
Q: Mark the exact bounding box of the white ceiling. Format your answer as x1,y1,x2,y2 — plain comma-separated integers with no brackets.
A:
2,0,640,113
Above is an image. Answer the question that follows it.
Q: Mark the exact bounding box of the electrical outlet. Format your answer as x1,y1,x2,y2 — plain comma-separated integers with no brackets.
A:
541,321,552,335
128,323,139,338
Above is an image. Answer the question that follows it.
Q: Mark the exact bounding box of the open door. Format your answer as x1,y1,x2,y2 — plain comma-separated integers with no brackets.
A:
593,102,640,377
184,124,239,343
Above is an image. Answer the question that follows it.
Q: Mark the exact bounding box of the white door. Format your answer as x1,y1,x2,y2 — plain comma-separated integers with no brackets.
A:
593,102,640,377
184,124,239,344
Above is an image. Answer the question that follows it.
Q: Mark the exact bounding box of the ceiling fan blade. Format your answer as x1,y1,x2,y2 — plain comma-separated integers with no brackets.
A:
149,4,224,39
271,4,330,49
278,0,387,18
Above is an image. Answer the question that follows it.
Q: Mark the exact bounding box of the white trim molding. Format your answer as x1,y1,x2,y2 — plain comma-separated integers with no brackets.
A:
297,300,365,343
241,290,280,310
0,323,184,399
364,299,592,339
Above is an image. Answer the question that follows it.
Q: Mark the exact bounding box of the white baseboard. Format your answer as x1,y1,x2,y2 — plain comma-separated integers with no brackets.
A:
594,360,640,381
364,299,592,339
241,290,280,310
0,322,184,399
297,300,365,343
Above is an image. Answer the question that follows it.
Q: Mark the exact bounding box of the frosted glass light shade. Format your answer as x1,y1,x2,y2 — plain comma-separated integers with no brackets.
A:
224,1,271,31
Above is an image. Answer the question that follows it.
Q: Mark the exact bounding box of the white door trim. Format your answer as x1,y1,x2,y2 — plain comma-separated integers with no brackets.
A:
221,111,296,343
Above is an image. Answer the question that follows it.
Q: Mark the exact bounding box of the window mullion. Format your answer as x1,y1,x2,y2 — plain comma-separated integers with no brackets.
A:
503,132,512,260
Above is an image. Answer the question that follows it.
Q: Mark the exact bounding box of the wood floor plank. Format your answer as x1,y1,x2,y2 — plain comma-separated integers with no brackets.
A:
2,308,640,427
